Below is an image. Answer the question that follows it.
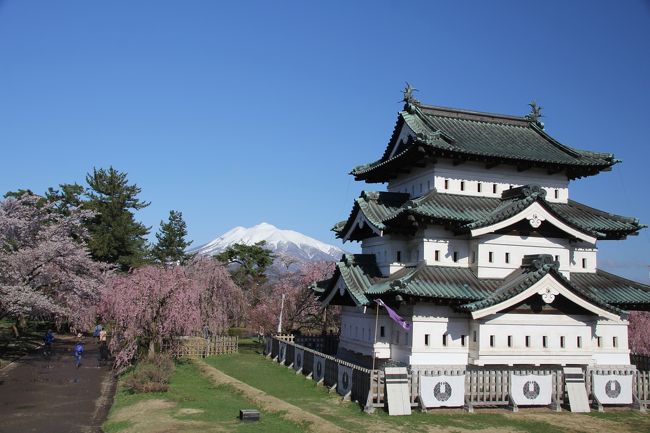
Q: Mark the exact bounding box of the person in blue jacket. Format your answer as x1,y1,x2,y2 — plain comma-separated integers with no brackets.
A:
43,330,55,358
74,336,84,368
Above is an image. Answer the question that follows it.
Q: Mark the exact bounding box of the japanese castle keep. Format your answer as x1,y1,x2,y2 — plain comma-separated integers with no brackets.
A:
315,88,650,372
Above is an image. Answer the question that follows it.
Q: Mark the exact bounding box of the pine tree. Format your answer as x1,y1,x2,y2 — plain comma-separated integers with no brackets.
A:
151,210,192,265
84,167,150,270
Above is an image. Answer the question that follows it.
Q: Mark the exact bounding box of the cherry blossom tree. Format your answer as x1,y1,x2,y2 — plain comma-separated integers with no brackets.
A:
629,310,650,355
100,257,244,370
0,194,108,333
249,261,336,334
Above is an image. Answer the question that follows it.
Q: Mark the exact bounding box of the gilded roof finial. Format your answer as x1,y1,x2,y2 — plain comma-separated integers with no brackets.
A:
526,101,544,129
402,82,418,104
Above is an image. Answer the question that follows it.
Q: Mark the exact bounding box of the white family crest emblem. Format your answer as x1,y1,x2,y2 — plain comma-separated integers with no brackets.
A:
433,381,452,401
523,380,541,399
605,380,621,398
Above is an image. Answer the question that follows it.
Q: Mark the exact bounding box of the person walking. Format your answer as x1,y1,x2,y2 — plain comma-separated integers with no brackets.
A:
92,323,102,340
73,337,84,368
98,328,108,366
43,330,55,359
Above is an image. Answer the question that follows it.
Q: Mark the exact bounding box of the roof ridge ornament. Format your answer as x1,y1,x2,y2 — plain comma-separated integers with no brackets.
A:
402,82,419,113
526,101,545,129
501,184,547,200
522,254,559,271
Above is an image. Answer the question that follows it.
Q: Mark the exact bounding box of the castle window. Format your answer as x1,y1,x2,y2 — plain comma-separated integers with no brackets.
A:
489,335,495,347
613,336,618,348
442,334,448,347
362,328,365,340
492,184,497,194
405,332,409,345
411,185,415,195
509,185,513,189
425,334,430,346
419,183,423,193
554,255,559,263
488,252,494,263
461,335,466,346
582,258,587,269
560,336,565,348
444,179,449,190
471,251,476,263
434,250,440,262
577,336,582,348
380,326,385,338
507,335,512,347
396,251,401,262
554,189,559,199
453,251,458,263
525,336,531,347
460,181,465,191
543,336,548,348
597,336,602,348
505,252,510,264
473,331,477,342
477,183,482,193
427,180,431,190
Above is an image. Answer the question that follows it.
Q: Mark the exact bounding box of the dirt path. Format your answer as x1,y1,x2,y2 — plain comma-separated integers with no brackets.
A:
0,334,115,433
195,359,348,433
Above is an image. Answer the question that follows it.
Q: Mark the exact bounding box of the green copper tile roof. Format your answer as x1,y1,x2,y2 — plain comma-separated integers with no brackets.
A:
336,186,644,241
352,103,618,182
458,256,623,315
316,254,650,313
365,263,497,300
334,191,410,238
571,270,650,308
325,254,384,306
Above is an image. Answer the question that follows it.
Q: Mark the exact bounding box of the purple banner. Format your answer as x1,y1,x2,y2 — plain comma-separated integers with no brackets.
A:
375,299,411,331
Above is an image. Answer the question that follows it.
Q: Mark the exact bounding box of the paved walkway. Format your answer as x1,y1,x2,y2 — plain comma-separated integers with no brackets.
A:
0,334,115,433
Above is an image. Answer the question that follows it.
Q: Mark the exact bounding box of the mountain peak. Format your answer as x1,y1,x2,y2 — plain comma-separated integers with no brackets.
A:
190,223,344,263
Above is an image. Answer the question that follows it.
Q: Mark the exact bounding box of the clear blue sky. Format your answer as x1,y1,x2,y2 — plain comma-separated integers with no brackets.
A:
1,1,649,282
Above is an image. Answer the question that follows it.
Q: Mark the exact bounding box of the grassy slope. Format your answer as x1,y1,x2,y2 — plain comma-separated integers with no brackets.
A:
205,340,650,433
103,360,306,433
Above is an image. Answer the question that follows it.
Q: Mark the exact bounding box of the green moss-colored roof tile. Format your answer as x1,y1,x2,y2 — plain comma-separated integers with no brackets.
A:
353,103,617,182
339,187,643,241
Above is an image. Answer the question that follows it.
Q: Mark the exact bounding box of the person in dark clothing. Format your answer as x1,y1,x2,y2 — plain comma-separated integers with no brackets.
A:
43,330,55,358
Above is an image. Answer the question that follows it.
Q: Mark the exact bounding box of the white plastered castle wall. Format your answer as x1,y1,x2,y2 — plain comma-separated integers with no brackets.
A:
469,312,629,366
386,159,569,203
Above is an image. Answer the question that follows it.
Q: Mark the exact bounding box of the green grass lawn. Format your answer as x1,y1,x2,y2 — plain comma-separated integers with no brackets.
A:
204,339,650,433
103,359,307,433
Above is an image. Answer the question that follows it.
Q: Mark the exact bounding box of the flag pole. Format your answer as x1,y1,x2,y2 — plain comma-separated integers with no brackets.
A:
371,302,379,372
369,302,379,411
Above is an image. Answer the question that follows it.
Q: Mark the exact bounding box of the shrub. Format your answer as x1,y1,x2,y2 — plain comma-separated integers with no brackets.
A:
123,354,175,393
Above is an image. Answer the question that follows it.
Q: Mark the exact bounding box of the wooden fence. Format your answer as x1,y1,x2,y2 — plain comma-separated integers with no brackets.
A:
267,335,373,408
164,336,238,358
265,335,649,413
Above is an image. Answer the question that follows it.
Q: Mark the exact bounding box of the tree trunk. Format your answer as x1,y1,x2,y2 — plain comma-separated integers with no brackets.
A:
148,339,156,358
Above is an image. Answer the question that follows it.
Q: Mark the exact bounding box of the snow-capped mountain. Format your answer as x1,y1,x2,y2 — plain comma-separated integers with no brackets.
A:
191,222,344,264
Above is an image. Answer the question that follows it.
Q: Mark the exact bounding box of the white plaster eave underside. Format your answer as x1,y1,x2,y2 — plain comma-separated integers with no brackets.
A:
469,201,597,244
